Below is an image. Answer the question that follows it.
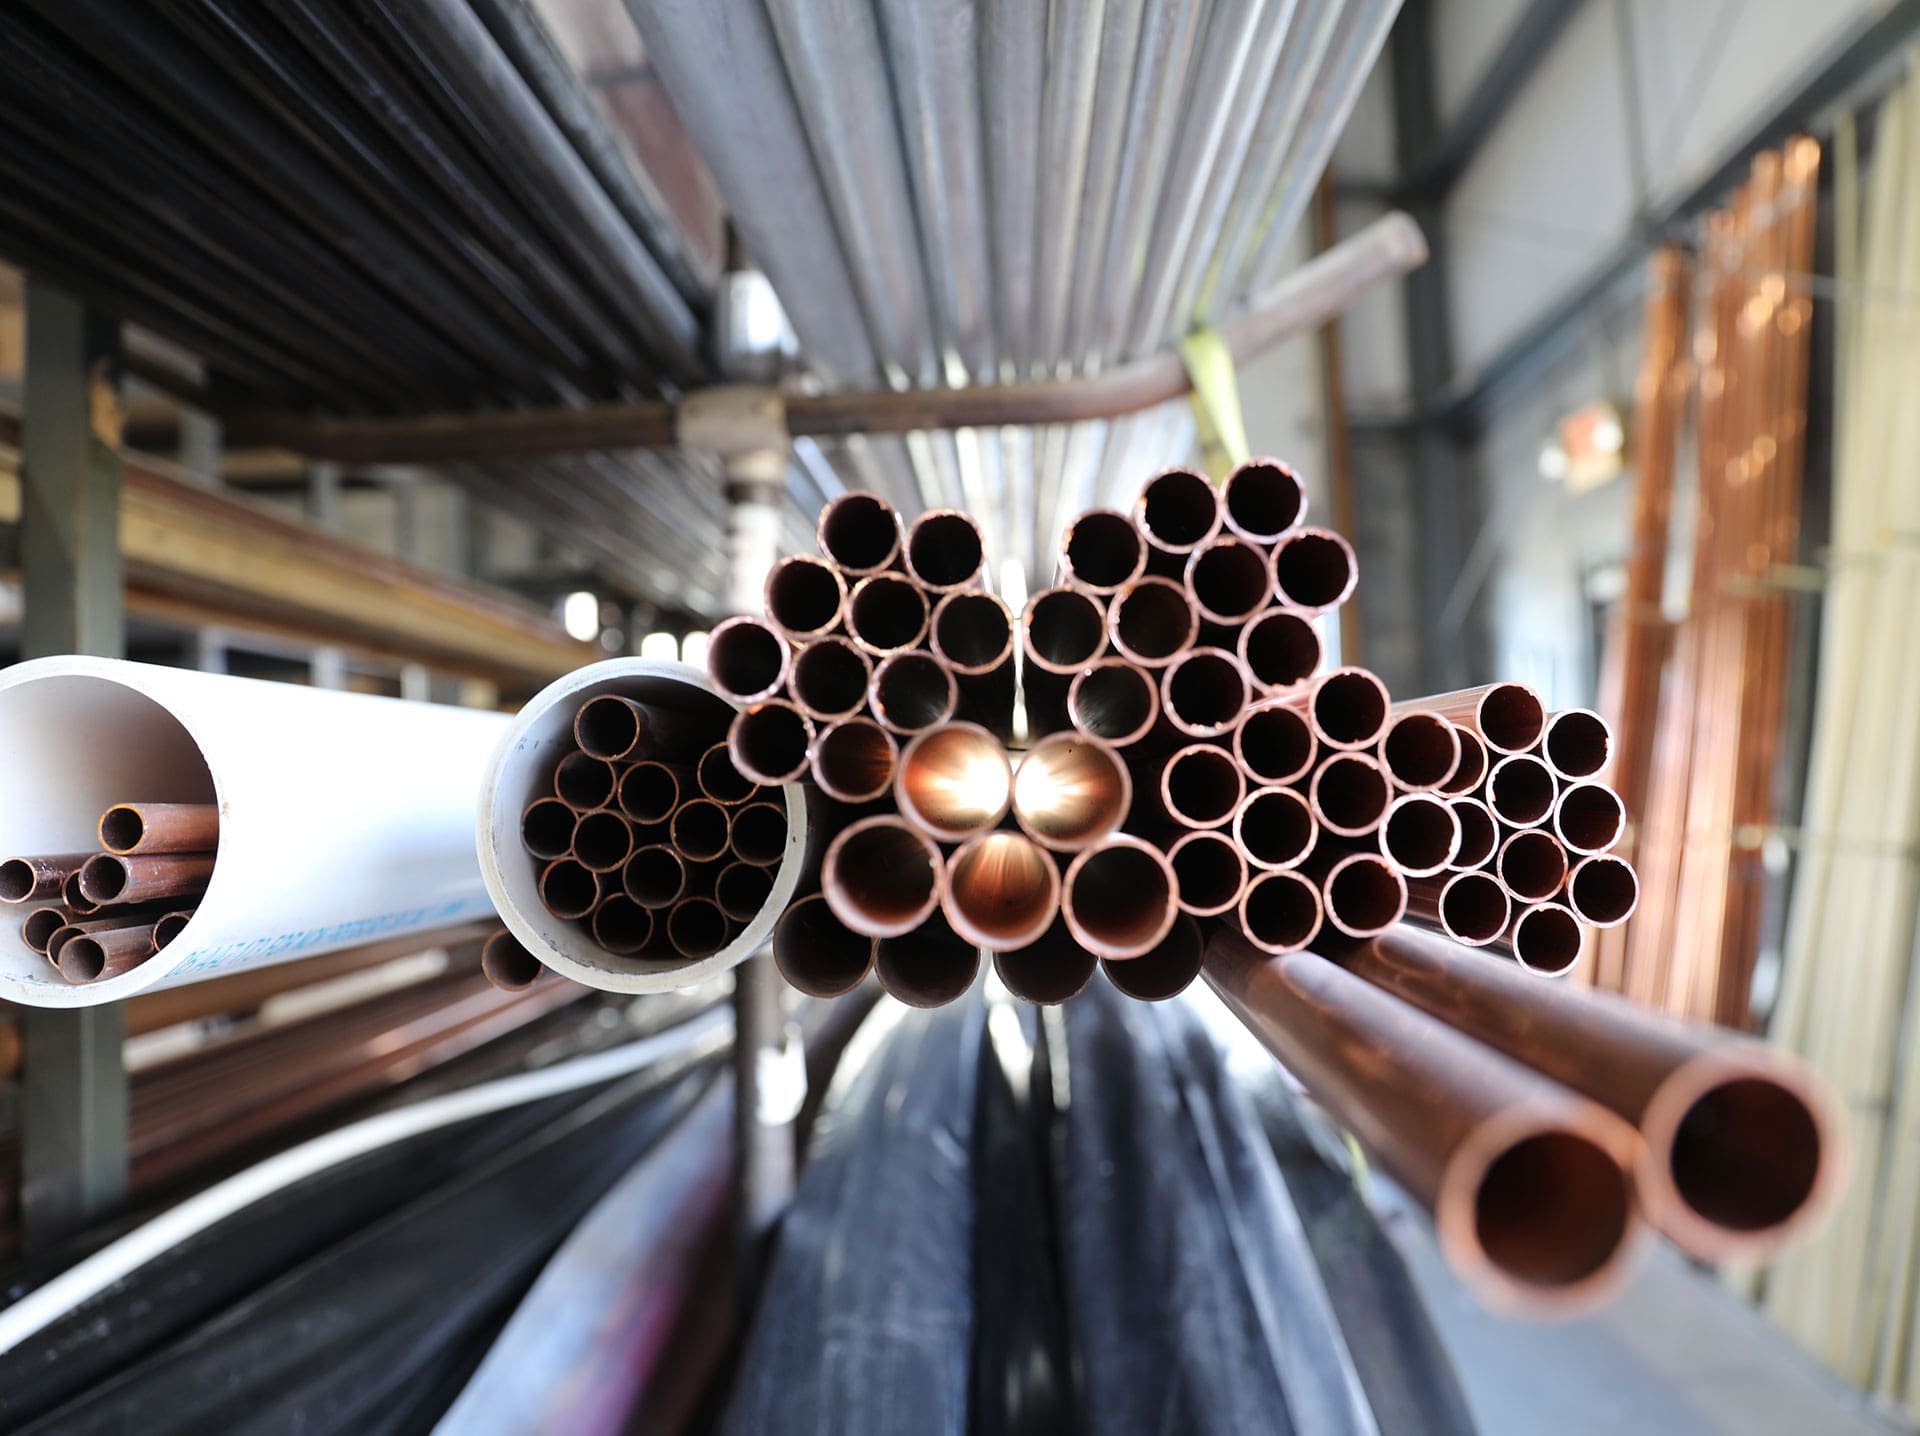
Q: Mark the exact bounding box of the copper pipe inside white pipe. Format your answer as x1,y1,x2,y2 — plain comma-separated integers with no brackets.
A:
520,797,578,861
669,799,732,863
553,752,619,811
728,801,788,867
666,896,729,959
1221,457,1307,544
715,862,777,923
624,843,688,909
538,858,603,921
571,809,636,873
617,761,692,825
591,894,655,955
696,742,757,806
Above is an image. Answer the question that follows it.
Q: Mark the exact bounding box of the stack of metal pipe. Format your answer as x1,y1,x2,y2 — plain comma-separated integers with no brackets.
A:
3,803,216,985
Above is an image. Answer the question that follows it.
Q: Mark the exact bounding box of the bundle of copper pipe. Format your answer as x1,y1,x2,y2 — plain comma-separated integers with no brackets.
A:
2,802,217,984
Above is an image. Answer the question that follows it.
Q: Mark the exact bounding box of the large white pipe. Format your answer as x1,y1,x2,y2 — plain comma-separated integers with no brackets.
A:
0,656,510,1008
477,658,807,993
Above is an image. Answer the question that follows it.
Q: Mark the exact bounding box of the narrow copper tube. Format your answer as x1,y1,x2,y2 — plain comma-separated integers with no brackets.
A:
1101,914,1205,1001
706,615,792,703
1062,836,1178,959
1220,457,1307,544
49,915,147,961
1135,465,1222,558
1357,924,1843,1262
895,722,1012,842
1160,646,1249,739
1059,507,1147,594
943,831,1061,951
1238,608,1322,695
1236,869,1324,953
22,905,71,954
1313,849,1408,938
669,799,732,863
996,917,1099,1005
1554,781,1626,855
1309,752,1392,838
1012,733,1130,852
1303,666,1390,751
817,490,903,576
98,803,219,857
728,700,815,785
1509,902,1585,976
1440,726,1489,795
1379,792,1462,877
729,800,788,867
1206,930,1646,1315
904,508,987,592
571,809,637,873
1107,576,1199,666
1185,537,1272,626
1398,683,1545,755
152,911,193,950
1067,659,1160,748
846,571,931,655
874,911,981,1008
1378,711,1461,792
1157,743,1246,830
573,694,703,762
789,636,872,724
618,761,693,825
0,853,94,905
931,590,1015,672
1405,870,1511,946
824,816,944,937
482,929,549,989
521,796,579,860
1543,707,1612,781
57,924,158,984
774,894,876,998
1234,787,1317,871
697,742,758,805
715,862,777,923
554,751,619,811
1269,526,1357,612
1498,829,1570,902
765,553,850,640
623,844,688,909
591,894,656,954
77,853,215,907
1168,830,1248,917
1448,796,1499,870
666,897,730,959
1487,753,1558,829
810,718,898,803
62,872,98,916
1234,702,1317,786
1567,854,1640,927
869,651,959,735
1022,585,1108,672
539,858,604,920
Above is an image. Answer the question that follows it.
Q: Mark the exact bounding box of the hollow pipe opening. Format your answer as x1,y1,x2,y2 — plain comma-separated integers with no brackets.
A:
670,799,732,863
1326,855,1407,937
1061,509,1146,592
1137,466,1221,552
945,832,1060,951
572,810,636,873
715,862,777,923
1664,1075,1824,1238
906,510,986,590
697,743,757,805
1382,712,1461,791
707,616,789,702
1163,649,1248,737
1472,1131,1635,1298
521,797,579,859
1312,668,1389,749
539,858,602,920
1383,795,1460,877
1101,914,1205,1001
1489,755,1556,828
1024,587,1106,671
1170,830,1247,917
1164,745,1245,828
1187,539,1272,624
730,801,788,867
871,652,958,734
617,763,684,825
592,895,655,955
824,818,942,936
728,702,814,785
554,752,618,811
818,491,902,574
574,695,646,760
897,724,1012,841
1312,754,1391,837
1442,728,1490,795
1108,577,1197,665
623,845,686,908
1556,783,1626,854
1235,704,1316,785
1270,527,1356,610
1544,708,1611,780
847,573,930,654
1063,838,1175,958
774,895,874,998
667,897,729,959
1068,661,1159,747
1222,459,1305,542
1013,735,1130,851
1240,609,1322,693
1511,903,1582,975
812,719,897,803
1440,872,1511,945
1239,870,1322,953
1478,683,1547,754
1236,788,1316,871
874,913,980,1008
1449,797,1499,870
1499,830,1569,902
932,591,1014,671
1568,855,1639,926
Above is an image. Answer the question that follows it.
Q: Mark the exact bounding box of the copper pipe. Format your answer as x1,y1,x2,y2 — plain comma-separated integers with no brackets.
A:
1012,733,1130,852
97,803,219,857
846,571,931,655
786,636,870,724
0,853,94,905
1233,786,1317,872
1067,659,1161,748
1156,743,1245,829
873,911,980,1008
1269,526,1357,612
571,809,637,873
1135,465,1222,560
715,862,776,924
1100,913,1204,1001
1021,585,1107,735
152,910,193,950
669,799,733,863
1399,683,1545,756
48,905,182,961
765,554,850,641
1107,575,1198,667
823,815,944,937
618,761,694,825
706,615,792,706
573,694,705,762
1448,796,1498,870
1234,701,1317,786
1160,646,1249,739
1219,457,1307,543
1185,537,1272,626
1509,902,1584,977
773,894,876,998
817,490,903,577
930,590,1016,738
77,853,214,906
895,722,1012,842
729,800,788,867
1309,752,1391,838
943,830,1061,951
1543,708,1612,781
1302,666,1390,751
727,700,815,785
1498,829,1570,903
1236,869,1323,954
1357,923,1840,1261
869,650,960,735
904,508,987,592
1406,870,1511,947
481,929,549,989
539,857,604,920
1062,835,1177,959
554,751,619,811
62,871,98,916
810,718,898,803
1440,725,1489,796
666,897,730,959
1059,507,1146,594
1378,711,1461,792
696,742,758,806
1379,792,1461,877
57,923,159,984
520,795,579,860
1167,829,1248,918
1238,608,1322,695
624,844,689,909
1554,781,1626,855
1568,855,1640,928
994,917,1099,1005
1313,849,1408,938
21,905,72,954
1206,929,1646,1314
1487,754,1557,830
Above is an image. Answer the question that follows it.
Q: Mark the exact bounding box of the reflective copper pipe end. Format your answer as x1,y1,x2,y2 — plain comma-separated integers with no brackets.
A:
824,816,944,937
715,862,777,923
21,905,70,955
521,796,579,860
1012,733,1130,852
1135,465,1223,557
1185,537,1272,627
669,799,733,864
1269,526,1357,612
728,700,815,785
1107,576,1199,667
1543,707,1613,781
1059,507,1147,594
1487,754,1558,829
1067,659,1161,748
773,894,876,999
1379,711,1462,792
1022,586,1108,673
905,508,987,592
1554,781,1627,855
697,742,758,806
57,924,157,984
765,554,850,641
1236,869,1324,954
1309,752,1391,837
1220,457,1307,544
573,694,693,762
944,831,1061,952
1239,608,1323,695
1306,666,1391,751
1380,793,1462,878
617,761,692,825
874,912,981,1009
846,571,932,655
1234,702,1318,786
554,751,619,811
1567,855,1639,927
571,809,637,873
1062,836,1177,960
1406,870,1511,946
666,897,730,959
97,803,219,857
896,722,1012,842
789,636,873,724
623,844,688,909
1509,901,1584,977
870,651,959,735
995,918,1100,1006
1447,796,1499,870
0,853,93,905
77,853,215,906
1319,850,1408,938
1233,787,1317,872
539,858,604,920
810,718,899,803
729,800,789,867
591,895,656,955
1159,743,1246,830
1168,829,1249,918
1100,913,1205,1002
817,490,903,576
706,615,792,703
1497,829,1570,903
1405,681,1547,755
1160,647,1250,739
1440,726,1489,795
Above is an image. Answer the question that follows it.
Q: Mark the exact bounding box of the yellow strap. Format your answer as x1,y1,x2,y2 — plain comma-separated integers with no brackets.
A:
1179,327,1249,481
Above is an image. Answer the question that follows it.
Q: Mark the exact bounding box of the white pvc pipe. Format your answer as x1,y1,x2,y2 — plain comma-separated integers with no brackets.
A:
477,658,807,993
0,656,510,1008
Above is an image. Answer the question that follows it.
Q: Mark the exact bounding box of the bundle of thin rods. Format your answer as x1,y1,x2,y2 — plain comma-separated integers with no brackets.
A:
3,803,216,984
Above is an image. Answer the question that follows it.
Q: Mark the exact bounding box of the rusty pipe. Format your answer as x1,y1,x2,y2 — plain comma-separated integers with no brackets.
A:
715,862,777,924
874,911,980,1008
62,871,98,916
1185,537,1273,627
1062,835,1177,960
1543,708,1612,781
696,742,758,806
1233,786,1317,872
773,894,876,998
869,651,960,735
1568,854,1640,928
1448,796,1499,870
1236,868,1324,954
77,853,215,907
1107,576,1199,667
845,572,931,656
1100,913,1205,1001
1405,870,1511,947
1067,659,1161,748
810,718,898,803
994,916,1099,1005
896,722,1012,842
943,831,1061,952
482,928,550,989
1167,829,1248,918
571,809,637,873
57,923,159,984
706,615,792,704
765,554,850,641
1487,754,1558,830
1498,829,1570,903
904,508,987,593
1012,733,1130,852
1554,781,1627,855
1379,792,1462,877
521,796,579,860
0,853,96,905
1059,507,1147,594
1379,711,1462,793
1234,702,1317,786
1309,752,1392,838
1269,526,1357,612
97,803,219,857
1302,666,1391,751
21,905,72,954
1238,608,1323,696
1221,458,1307,545
823,815,944,937
1134,465,1222,561
669,799,733,864
728,800,788,867
727,700,815,785
817,490,903,577
1160,647,1250,739
1398,683,1545,756
666,897,730,959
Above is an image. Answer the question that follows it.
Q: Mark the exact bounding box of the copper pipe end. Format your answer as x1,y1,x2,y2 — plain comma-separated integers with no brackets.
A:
905,508,987,592
0,854,98,906
1022,585,1107,673
1100,913,1205,1002
554,751,618,811
765,554,850,641
715,862,777,923
623,844,687,909
1322,852,1408,938
707,615,792,703
1012,733,1130,852
931,590,1015,673
774,895,876,998
1160,646,1249,739
1448,796,1499,870
697,742,758,805
1440,725,1489,795
1059,507,1147,594
729,800,788,867
1379,710,1462,792
669,798,732,863
1185,537,1272,626
1237,869,1323,953
1238,607,1322,695
728,700,815,785
1543,707,1612,781
1135,465,1222,556
573,695,657,761
817,490,903,576
896,722,1012,842
1497,829,1569,902
1168,829,1248,917
77,853,213,907
618,761,691,825
520,796,578,860
1471,682,1547,754
1234,702,1317,786
1067,659,1160,748
1554,781,1626,855
1269,525,1356,611
995,917,1099,1005
1430,871,1512,946
97,803,219,857
874,912,980,1008
21,906,70,955
1234,786,1317,872
539,858,603,920
1509,901,1584,976
1161,743,1246,829
824,816,944,937
1309,752,1392,837
846,571,931,655
1567,855,1639,927
1063,836,1177,959
811,717,899,803
789,636,872,723
944,831,1061,951
1107,575,1198,666
57,924,156,984
1380,792,1462,877
152,910,193,950
870,651,959,735
1487,753,1558,829
1220,457,1306,544
61,871,97,916
591,895,656,955
571,809,637,873
666,897,730,959
1307,666,1390,751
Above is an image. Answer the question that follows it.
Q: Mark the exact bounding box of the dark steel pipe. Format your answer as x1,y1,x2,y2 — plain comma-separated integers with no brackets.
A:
728,700,815,785
729,801,788,867
994,917,1099,1005
1233,786,1317,872
1012,733,1130,852
1185,537,1272,627
481,928,549,989
97,802,219,856
618,761,694,825
846,571,931,655
539,857,604,920
765,554,850,641
77,853,215,907
715,862,777,923
1379,793,1462,877
789,636,873,724
1554,782,1627,855
1542,708,1612,781
1405,870,1511,947
1238,607,1322,695
869,651,960,735
697,742,758,806
666,896,730,959
810,717,899,803
1067,659,1161,748
873,911,980,1008
1568,854,1640,927
1107,576,1198,667
1234,701,1317,786
571,808,636,873
669,799,733,863
1309,752,1392,838
591,894,656,955
944,831,1061,952
1497,830,1570,903
1160,647,1250,739
896,722,1013,842
0,853,95,905
706,615,792,704
521,795,579,860
1134,465,1222,560
1305,666,1391,751
824,816,944,937
773,894,876,998
1167,829,1248,918
1448,795,1499,870
1062,836,1177,960
1379,711,1462,792
1269,526,1357,612
1487,754,1558,830
1059,507,1147,594
1099,913,1205,1002
817,490,903,576
904,508,987,592
1220,457,1307,544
